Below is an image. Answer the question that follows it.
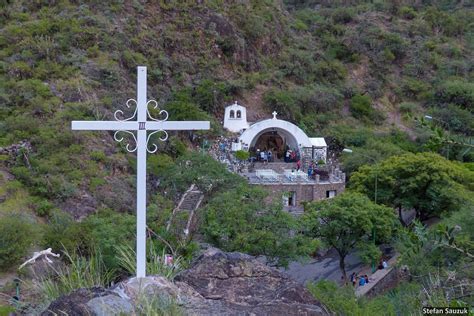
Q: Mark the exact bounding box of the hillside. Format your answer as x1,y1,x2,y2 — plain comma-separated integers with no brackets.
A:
0,0,473,314
1,1,473,216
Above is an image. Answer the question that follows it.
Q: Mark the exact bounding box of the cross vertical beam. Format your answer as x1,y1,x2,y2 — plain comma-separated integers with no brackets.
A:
71,66,210,278
136,66,147,278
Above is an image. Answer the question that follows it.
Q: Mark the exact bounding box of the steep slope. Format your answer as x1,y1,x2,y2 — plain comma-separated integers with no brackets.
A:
0,0,472,219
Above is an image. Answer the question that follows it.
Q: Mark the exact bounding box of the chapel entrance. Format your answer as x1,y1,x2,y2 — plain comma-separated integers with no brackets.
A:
252,131,286,160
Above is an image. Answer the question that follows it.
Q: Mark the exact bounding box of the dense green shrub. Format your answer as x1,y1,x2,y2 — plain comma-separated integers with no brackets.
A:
331,8,354,24
430,104,474,135
314,60,347,83
402,78,431,100
399,102,417,114
399,6,417,19
43,210,136,271
0,214,38,271
308,281,395,315
350,94,373,119
435,80,474,109
235,150,250,161
263,88,300,121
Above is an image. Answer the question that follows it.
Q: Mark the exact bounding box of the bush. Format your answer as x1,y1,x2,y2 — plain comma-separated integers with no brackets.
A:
399,102,417,114
43,210,136,271
36,249,114,302
308,281,394,315
235,150,250,161
430,104,474,135
399,6,417,19
350,94,373,119
435,80,474,109
402,78,431,100
0,214,38,271
115,242,184,279
331,8,354,24
34,198,55,217
263,88,300,122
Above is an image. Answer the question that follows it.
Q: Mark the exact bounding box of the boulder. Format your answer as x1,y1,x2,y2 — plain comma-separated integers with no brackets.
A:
112,275,183,305
41,287,108,316
42,248,329,315
175,247,329,315
87,294,133,316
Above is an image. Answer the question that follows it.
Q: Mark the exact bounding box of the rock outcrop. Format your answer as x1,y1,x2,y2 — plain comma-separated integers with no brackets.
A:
42,248,329,315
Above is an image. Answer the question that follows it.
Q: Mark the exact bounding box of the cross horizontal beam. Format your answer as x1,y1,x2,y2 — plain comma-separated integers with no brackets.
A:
72,121,210,131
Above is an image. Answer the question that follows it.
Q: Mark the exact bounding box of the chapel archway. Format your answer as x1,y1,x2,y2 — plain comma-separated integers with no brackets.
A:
250,128,299,160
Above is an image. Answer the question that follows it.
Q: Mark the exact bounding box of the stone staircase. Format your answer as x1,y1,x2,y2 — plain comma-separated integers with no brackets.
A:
167,184,204,238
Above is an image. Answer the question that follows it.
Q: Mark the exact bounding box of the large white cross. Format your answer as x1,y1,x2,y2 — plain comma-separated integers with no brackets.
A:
71,66,210,277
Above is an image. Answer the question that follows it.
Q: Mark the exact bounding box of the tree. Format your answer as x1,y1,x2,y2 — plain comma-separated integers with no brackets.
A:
202,184,315,267
350,153,473,224
301,192,397,282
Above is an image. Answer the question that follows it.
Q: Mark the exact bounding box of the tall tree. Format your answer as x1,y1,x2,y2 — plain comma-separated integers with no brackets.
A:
301,192,397,282
202,184,315,267
350,153,474,225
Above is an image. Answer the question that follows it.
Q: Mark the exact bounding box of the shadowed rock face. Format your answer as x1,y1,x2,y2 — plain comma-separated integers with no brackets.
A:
41,287,108,316
42,248,329,316
174,248,328,315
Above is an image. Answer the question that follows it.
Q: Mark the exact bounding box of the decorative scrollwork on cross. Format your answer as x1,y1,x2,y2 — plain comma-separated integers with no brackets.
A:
114,130,138,152
146,100,169,122
114,99,138,122
146,130,169,153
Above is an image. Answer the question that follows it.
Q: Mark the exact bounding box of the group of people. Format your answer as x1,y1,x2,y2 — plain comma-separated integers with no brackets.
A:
284,149,299,163
256,149,273,163
349,259,388,287
350,273,370,287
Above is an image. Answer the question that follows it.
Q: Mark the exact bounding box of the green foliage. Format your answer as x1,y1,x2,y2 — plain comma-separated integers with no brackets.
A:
42,210,136,271
0,214,38,271
234,150,250,161
399,6,417,19
264,88,300,121
399,102,417,114
115,242,183,279
160,152,244,196
203,184,315,266
193,79,232,114
341,138,406,175
32,198,55,217
133,294,183,316
350,94,380,122
148,154,175,176
435,80,474,109
308,280,395,316
430,104,474,135
36,249,114,303
350,152,474,222
402,78,431,100
302,192,397,280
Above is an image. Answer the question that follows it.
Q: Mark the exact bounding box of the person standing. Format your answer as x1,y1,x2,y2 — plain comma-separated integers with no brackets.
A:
296,159,301,171
350,272,357,286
